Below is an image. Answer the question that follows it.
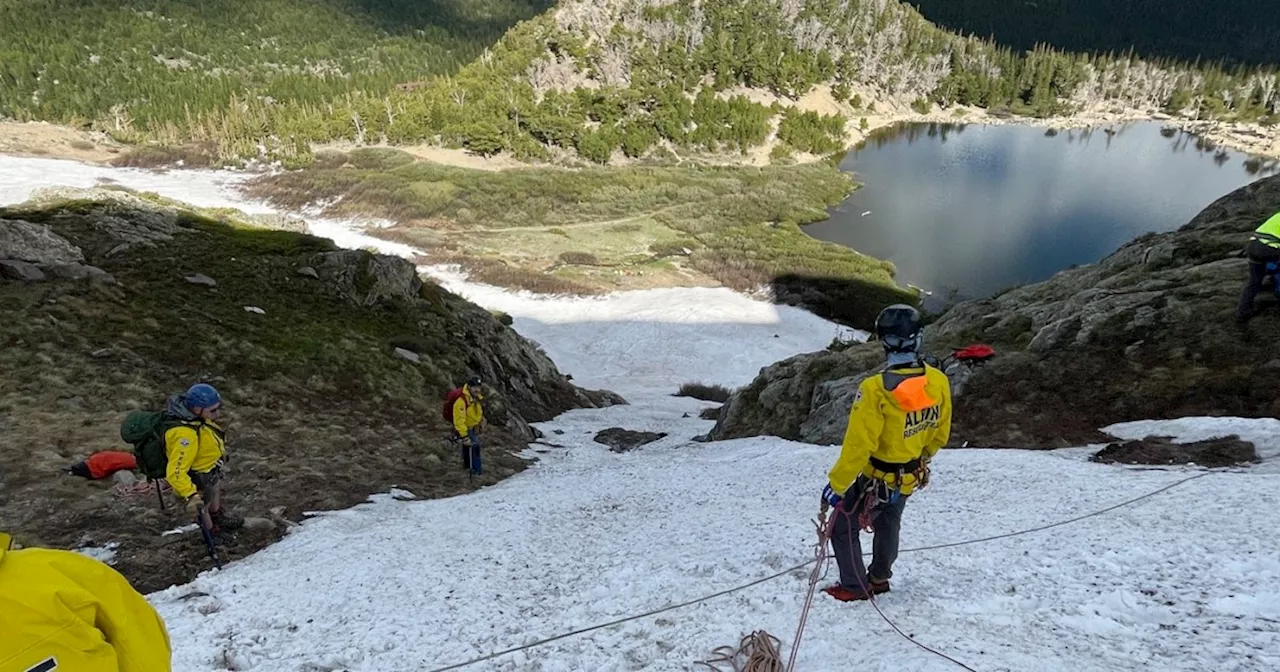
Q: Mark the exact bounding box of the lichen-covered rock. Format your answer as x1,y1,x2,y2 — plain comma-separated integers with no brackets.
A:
593,428,667,452
0,219,84,264
312,250,423,306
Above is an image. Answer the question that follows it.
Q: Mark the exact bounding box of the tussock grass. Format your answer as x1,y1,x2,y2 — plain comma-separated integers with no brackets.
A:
675,382,732,403
109,144,217,169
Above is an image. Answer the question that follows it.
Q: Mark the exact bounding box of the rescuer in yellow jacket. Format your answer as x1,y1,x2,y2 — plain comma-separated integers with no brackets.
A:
821,304,952,602
452,375,486,476
165,383,241,533
1236,210,1280,324
0,532,172,672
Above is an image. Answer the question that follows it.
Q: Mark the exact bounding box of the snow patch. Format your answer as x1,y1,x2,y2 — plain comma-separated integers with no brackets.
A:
5,153,1276,671
75,542,119,564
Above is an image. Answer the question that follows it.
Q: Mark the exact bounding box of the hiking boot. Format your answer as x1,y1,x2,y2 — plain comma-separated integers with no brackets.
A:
822,583,874,602
867,577,891,595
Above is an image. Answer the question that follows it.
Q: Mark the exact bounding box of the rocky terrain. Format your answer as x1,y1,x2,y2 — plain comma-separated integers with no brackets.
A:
0,187,622,591
709,174,1280,449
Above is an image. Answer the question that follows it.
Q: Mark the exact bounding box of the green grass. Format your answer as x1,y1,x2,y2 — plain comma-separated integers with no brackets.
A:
245,158,919,323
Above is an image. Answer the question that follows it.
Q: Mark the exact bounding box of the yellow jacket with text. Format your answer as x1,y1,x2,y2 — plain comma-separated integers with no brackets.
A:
0,533,172,672
164,420,225,500
828,363,952,496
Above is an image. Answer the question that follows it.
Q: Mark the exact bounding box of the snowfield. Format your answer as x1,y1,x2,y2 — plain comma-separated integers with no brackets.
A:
3,155,1278,671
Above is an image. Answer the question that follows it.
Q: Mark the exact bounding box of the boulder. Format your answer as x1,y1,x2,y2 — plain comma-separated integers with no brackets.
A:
0,259,47,281
593,428,667,452
45,264,115,284
394,347,421,364
240,517,277,532
311,250,423,306
185,273,217,287
0,219,84,264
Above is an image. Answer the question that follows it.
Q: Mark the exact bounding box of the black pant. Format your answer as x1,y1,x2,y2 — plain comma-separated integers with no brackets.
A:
1237,239,1280,321
190,466,225,514
830,476,909,589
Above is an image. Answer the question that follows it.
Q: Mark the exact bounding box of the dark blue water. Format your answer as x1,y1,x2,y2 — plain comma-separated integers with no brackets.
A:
804,121,1280,308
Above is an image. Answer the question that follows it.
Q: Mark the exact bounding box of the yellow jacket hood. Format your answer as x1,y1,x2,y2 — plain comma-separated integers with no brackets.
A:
0,534,173,671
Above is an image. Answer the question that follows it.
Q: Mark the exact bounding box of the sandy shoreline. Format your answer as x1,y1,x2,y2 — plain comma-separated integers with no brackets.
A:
2,95,1276,172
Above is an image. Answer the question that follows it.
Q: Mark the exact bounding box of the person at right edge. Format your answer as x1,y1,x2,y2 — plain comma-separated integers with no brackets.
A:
821,304,952,602
1235,209,1280,325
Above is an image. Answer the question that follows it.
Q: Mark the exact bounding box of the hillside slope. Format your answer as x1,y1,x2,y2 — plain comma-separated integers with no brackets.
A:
708,173,1280,448
0,187,619,591
906,0,1280,67
3,0,1276,165
0,0,551,137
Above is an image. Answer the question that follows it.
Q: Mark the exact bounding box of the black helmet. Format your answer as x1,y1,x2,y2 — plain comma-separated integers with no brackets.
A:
467,375,483,387
875,304,923,354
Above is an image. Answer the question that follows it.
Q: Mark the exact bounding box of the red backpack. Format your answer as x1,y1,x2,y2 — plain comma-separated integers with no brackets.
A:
952,344,996,362
442,387,466,423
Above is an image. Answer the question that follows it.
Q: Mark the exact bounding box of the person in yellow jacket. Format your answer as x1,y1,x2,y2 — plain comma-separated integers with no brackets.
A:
165,383,241,533
0,532,172,671
1236,210,1280,324
821,304,952,602
452,375,485,476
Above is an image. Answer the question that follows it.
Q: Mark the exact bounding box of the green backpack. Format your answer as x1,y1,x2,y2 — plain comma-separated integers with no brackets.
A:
120,410,185,481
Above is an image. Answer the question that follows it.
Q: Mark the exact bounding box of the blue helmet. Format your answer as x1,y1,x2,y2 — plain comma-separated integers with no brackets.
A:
185,383,222,409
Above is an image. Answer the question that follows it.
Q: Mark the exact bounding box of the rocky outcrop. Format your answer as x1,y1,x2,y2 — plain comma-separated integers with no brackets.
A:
313,250,425,307
1092,435,1258,468
710,348,881,443
0,217,114,284
0,218,85,264
710,174,1280,448
594,428,667,452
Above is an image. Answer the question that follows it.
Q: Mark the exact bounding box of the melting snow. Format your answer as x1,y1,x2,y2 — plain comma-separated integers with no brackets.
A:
2,154,1276,671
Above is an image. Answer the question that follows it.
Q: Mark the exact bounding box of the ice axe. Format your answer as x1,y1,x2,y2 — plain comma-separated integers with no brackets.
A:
194,504,223,569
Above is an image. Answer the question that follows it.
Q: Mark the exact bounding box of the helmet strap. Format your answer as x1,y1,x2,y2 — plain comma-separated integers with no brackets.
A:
885,350,921,367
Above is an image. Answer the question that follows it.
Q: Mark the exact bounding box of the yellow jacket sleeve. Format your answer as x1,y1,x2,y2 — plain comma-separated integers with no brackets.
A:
452,396,468,437
164,425,200,499
828,379,882,495
923,371,953,461
85,557,173,671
